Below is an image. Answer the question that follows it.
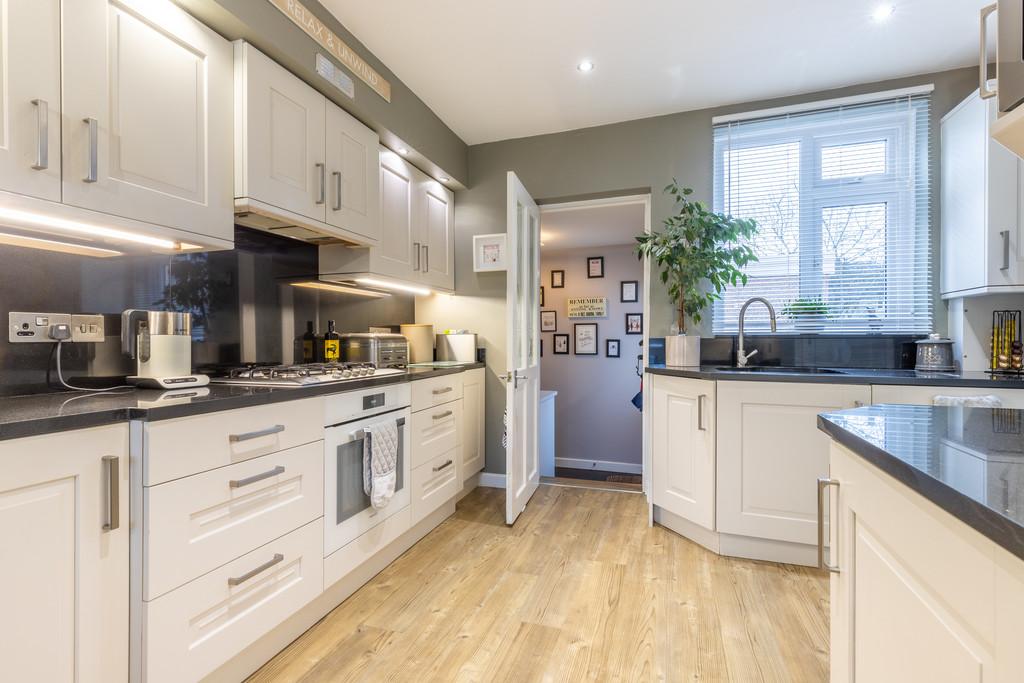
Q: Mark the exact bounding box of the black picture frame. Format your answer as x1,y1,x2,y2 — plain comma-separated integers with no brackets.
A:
540,285,544,307
553,333,569,354
540,310,557,332
625,313,643,335
586,256,604,278
574,323,599,355
540,339,543,357
620,280,639,303
551,270,565,288
606,339,621,358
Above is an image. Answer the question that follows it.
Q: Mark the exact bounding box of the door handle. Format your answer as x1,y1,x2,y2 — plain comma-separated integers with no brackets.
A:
432,409,454,420
229,465,285,489
229,424,285,443
315,163,326,204
432,459,453,473
102,455,119,531
432,386,454,395
30,99,48,170
413,242,421,271
332,171,342,211
697,394,707,431
423,245,429,273
227,553,284,586
817,477,840,573
1001,230,1011,271
979,3,998,100
83,117,98,183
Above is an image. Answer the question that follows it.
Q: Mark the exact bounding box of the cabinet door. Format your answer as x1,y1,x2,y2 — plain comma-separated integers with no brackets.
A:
717,381,870,546
326,102,379,241
871,384,1024,409
0,425,129,683
650,375,715,530
461,368,485,479
418,175,455,290
941,94,989,295
0,0,61,201
374,147,419,280
61,0,233,241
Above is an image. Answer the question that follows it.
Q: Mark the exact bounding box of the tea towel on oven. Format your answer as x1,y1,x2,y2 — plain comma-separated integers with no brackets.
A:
363,419,399,509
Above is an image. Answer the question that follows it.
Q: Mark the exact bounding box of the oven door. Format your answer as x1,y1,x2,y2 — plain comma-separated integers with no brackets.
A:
324,406,412,556
999,0,1024,113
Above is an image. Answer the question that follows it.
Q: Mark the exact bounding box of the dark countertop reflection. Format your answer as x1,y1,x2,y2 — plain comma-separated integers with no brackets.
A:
647,364,1024,388
819,404,1024,561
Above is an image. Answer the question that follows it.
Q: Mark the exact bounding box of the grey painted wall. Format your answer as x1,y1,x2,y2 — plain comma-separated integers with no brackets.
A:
540,245,644,469
453,66,977,475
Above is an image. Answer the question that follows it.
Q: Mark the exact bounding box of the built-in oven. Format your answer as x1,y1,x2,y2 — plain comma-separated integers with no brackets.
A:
324,383,412,557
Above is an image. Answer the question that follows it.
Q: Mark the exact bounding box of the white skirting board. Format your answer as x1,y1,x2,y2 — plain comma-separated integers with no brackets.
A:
554,458,641,475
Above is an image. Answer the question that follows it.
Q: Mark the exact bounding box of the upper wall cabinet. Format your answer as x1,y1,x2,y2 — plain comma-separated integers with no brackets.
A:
61,0,233,243
941,90,1024,298
0,0,61,202
234,42,380,245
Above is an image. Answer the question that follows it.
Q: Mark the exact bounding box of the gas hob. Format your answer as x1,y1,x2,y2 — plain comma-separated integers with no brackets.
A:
209,362,405,387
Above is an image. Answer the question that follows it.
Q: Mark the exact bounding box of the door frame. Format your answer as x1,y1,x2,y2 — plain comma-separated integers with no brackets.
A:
536,193,653,499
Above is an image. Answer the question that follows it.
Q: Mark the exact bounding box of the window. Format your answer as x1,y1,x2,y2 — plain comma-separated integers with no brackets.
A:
712,91,932,334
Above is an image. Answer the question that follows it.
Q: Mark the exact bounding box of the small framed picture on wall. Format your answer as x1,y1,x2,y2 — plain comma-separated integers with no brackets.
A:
574,323,598,355
620,280,639,303
472,233,508,272
551,270,565,288
606,339,620,358
540,310,557,332
625,313,643,335
587,256,604,278
553,334,569,354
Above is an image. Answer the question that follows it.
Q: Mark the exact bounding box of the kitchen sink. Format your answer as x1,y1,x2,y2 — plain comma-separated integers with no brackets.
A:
713,366,844,375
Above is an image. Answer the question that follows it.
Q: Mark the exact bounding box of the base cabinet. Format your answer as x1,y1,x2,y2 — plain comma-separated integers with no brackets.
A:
650,374,716,530
0,425,129,683
461,368,486,480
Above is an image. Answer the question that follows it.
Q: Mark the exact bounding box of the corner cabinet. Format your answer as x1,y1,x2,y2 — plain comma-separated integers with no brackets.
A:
461,367,486,480
0,425,130,682
650,374,716,530
941,89,1024,298
234,42,380,245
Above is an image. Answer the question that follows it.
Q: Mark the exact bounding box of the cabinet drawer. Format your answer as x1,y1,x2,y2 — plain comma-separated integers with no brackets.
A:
143,519,323,683
144,397,324,485
411,449,459,524
144,441,323,599
324,505,411,589
411,374,463,412
411,399,462,468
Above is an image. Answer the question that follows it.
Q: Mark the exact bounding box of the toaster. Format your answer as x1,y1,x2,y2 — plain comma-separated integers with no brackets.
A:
339,333,409,368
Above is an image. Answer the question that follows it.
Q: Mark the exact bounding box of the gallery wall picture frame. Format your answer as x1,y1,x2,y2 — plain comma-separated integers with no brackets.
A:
540,310,557,332
540,339,543,357
586,256,605,278
625,312,643,335
553,334,569,354
620,280,639,303
472,233,508,272
606,339,621,358
574,323,599,355
540,285,544,307
551,269,565,288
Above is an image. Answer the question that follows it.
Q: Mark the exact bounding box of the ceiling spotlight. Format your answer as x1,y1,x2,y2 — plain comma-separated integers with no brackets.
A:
438,176,450,182
577,60,594,73
397,147,409,156
871,4,895,22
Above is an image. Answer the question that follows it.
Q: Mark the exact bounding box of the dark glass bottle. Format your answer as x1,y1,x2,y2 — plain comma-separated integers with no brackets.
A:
301,320,317,363
323,320,341,363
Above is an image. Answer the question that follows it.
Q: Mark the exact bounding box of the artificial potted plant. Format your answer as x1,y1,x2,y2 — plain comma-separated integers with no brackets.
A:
636,183,758,366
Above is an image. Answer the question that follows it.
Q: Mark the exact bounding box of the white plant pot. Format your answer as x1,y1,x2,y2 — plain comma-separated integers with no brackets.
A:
665,334,701,367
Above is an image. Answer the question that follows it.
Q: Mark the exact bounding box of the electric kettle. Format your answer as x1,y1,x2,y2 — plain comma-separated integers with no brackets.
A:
121,310,209,389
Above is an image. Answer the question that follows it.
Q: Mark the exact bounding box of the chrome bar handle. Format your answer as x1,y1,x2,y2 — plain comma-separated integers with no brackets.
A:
697,394,707,431
83,117,98,182
315,163,326,204
30,99,48,170
228,553,284,586
432,386,453,395
432,410,454,420
1001,230,1011,271
102,456,120,531
229,424,285,443
432,459,453,473
980,3,998,100
229,465,285,489
817,477,840,573
423,245,429,273
413,242,421,271
332,170,342,211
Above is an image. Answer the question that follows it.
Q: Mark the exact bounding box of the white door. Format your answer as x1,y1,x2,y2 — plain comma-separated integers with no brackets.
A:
375,147,419,280
325,101,380,241
505,171,541,525
0,0,61,201
419,177,456,290
61,0,233,241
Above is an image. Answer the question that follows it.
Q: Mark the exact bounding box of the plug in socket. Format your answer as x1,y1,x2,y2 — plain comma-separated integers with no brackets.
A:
9,312,71,343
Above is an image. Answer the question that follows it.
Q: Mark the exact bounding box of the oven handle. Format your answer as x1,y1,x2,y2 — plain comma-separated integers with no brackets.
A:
349,416,405,441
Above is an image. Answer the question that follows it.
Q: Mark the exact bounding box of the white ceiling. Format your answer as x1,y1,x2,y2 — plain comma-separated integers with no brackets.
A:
540,202,645,251
323,0,983,145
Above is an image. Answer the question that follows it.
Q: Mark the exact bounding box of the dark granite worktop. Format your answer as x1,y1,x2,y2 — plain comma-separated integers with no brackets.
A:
0,362,484,442
647,364,1024,389
819,404,1024,561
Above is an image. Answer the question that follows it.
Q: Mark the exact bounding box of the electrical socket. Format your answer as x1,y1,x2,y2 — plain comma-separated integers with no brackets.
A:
71,314,105,343
8,312,105,343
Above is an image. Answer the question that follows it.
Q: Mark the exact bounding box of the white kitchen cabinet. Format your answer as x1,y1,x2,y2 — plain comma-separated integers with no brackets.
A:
716,381,870,547
871,383,1024,409
650,374,716,531
0,0,61,201
61,0,233,242
411,400,462,468
419,175,456,289
941,90,1024,298
0,425,129,683
326,102,380,241
461,368,486,480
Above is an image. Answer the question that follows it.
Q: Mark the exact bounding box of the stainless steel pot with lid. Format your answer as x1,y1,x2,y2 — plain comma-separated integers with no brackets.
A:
915,333,955,372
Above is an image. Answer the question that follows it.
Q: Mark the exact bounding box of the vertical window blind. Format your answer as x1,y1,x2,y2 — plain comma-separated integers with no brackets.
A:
711,91,933,334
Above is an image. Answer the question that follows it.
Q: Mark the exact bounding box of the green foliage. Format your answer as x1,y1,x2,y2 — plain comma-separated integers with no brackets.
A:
781,297,831,319
635,182,758,333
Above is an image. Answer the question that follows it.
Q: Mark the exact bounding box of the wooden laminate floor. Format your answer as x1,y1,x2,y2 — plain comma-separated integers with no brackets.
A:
249,485,829,683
